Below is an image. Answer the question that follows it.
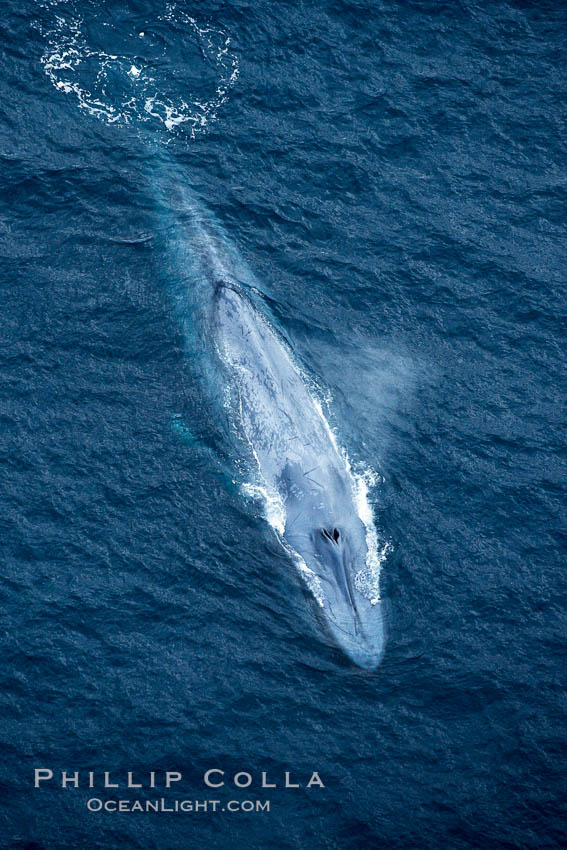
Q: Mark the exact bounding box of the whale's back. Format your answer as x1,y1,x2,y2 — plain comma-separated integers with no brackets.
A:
214,284,340,485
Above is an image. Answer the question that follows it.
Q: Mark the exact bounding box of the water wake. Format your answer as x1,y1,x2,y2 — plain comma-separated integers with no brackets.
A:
39,1,239,137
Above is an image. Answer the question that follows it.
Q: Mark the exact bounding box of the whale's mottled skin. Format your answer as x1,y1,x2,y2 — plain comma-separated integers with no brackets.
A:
214,283,384,668
159,167,384,667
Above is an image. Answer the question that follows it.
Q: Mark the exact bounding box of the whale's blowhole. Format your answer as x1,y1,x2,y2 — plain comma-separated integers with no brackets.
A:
321,527,340,544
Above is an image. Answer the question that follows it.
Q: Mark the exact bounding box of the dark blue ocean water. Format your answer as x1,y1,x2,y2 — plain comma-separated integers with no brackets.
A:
0,1,565,848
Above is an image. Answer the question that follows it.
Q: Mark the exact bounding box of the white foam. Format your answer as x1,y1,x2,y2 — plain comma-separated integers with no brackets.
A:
352,468,391,604
288,548,325,608
241,477,286,537
39,1,239,138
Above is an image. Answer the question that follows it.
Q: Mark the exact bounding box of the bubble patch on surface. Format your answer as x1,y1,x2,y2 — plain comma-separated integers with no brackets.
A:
39,1,239,137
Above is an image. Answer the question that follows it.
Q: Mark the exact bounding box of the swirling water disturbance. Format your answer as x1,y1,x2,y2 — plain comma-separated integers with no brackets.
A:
0,1,565,848
40,1,239,134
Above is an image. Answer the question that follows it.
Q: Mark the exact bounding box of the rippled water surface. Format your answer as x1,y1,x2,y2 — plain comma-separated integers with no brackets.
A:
1,1,565,848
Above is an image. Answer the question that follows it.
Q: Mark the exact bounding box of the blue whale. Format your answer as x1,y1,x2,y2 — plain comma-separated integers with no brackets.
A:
157,162,386,668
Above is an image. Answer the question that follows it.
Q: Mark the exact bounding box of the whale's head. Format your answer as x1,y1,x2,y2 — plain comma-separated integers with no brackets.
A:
309,518,385,669
282,476,385,669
